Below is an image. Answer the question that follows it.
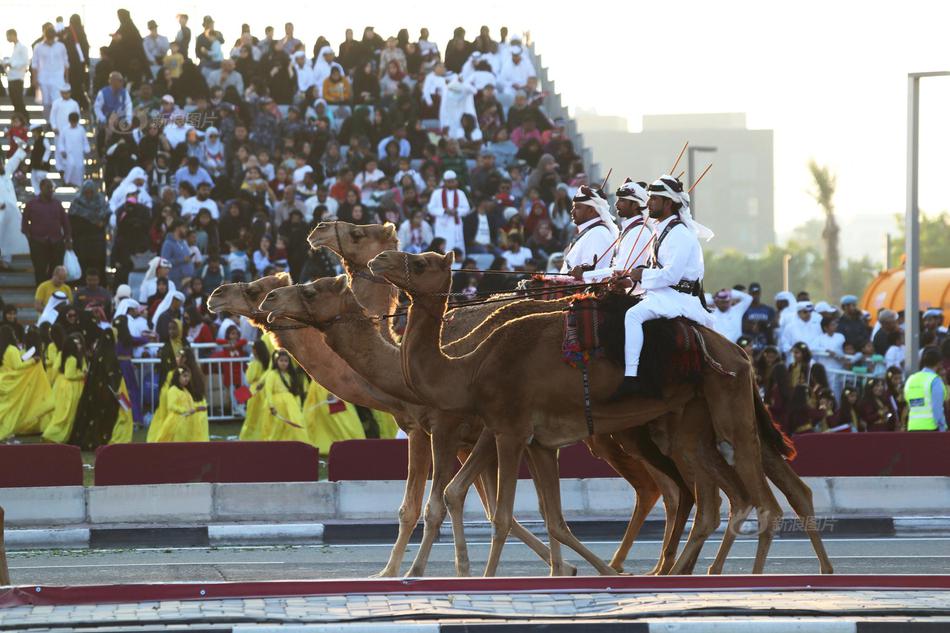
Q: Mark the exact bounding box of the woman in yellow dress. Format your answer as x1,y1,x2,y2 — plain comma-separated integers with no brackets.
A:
304,379,366,453
40,323,65,386
263,350,311,444
147,342,189,442
239,340,270,441
175,351,209,442
0,325,54,440
15,327,55,435
41,336,87,443
163,367,199,441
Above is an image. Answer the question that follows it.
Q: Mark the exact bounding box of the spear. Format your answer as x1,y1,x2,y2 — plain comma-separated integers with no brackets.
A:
599,167,612,191
688,163,713,194
669,142,689,174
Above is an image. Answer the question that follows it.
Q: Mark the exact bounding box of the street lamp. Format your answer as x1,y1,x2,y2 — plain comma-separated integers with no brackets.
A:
687,146,717,217
905,71,950,373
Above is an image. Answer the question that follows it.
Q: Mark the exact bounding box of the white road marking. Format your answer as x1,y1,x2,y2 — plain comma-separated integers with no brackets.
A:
10,561,288,570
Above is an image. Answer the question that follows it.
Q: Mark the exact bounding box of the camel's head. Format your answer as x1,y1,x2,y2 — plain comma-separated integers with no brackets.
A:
368,250,455,297
308,221,398,269
207,273,292,321
261,275,363,328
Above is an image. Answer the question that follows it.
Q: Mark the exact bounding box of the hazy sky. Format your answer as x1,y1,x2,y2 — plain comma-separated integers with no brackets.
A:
5,0,949,247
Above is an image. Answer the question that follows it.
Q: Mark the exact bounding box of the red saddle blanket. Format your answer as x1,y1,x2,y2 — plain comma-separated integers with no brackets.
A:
561,295,705,386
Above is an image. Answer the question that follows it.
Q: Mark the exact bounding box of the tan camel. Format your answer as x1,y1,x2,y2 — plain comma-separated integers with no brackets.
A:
0,506,9,585
307,222,691,575
208,275,570,577
356,250,787,576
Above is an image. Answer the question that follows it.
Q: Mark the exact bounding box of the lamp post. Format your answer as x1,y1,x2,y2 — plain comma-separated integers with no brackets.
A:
687,146,717,217
905,71,950,373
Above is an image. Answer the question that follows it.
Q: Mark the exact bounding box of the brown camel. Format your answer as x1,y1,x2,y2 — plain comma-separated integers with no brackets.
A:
307,222,691,575
357,250,786,575
208,275,570,577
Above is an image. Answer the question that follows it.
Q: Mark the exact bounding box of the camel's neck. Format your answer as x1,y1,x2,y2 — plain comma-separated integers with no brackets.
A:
401,292,470,408
324,317,421,405
346,262,399,344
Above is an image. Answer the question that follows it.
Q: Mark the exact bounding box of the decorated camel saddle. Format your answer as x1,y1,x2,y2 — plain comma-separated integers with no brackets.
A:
561,293,727,397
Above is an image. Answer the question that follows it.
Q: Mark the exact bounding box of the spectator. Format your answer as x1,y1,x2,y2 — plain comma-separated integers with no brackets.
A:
181,181,220,220
872,309,901,356
253,234,274,274
742,282,776,348
813,315,847,372
31,24,69,121
160,220,194,288
34,265,72,312
22,179,71,286
68,180,110,277
109,9,151,85
710,288,753,344
428,169,471,257
858,378,897,432
781,301,821,354
175,156,214,191
143,19,170,79
501,232,532,270
883,330,905,370
75,268,111,317
4,29,30,116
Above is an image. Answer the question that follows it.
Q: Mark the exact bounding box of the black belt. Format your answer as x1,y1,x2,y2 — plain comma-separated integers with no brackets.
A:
670,279,701,295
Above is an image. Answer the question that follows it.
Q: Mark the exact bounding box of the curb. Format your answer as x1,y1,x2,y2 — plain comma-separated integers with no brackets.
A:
5,516,949,550
230,621,945,632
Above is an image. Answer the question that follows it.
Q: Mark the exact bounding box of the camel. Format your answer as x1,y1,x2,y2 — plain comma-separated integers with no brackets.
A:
303,223,830,575
307,222,691,575
353,250,787,576
261,272,832,576
208,273,572,577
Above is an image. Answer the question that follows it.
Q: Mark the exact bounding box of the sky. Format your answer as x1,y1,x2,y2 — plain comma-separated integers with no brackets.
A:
4,0,949,257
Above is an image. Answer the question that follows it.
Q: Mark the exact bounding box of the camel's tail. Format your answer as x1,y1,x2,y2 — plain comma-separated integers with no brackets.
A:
754,385,797,461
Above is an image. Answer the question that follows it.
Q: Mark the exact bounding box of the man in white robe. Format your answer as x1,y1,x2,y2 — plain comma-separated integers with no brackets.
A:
57,112,89,187
439,74,476,135
30,26,68,121
0,138,30,268
561,186,616,276
582,179,653,291
426,169,471,256
49,84,80,149
612,175,715,398
710,287,753,344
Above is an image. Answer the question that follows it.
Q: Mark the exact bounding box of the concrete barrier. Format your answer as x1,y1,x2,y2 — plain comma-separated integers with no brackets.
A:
0,486,85,526
0,477,947,529
86,483,213,524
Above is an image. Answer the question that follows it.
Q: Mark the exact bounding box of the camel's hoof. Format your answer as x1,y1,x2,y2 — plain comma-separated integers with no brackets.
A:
404,567,425,578
568,564,578,577
706,565,724,576
609,563,624,574
370,569,398,579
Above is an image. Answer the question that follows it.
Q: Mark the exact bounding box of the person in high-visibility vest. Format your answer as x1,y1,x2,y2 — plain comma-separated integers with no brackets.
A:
903,347,947,431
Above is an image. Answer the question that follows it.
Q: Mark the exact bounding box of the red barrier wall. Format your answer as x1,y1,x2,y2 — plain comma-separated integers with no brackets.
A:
790,431,950,477
328,439,616,481
94,442,319,485
0,445,84,487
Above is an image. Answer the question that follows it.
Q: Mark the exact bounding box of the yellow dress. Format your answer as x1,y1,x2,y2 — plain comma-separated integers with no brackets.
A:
108,378,135,444
175,395,210,442
0,346,55,440
40,357,86,443
45,343,60,386
161,386,196,442
263,369,311,444
373,410,400,439
239,360,267,441
303,380,366,454
146,370,176,442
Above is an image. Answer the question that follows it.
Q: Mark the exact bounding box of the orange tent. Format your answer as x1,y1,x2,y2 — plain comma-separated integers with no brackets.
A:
860,267,950,326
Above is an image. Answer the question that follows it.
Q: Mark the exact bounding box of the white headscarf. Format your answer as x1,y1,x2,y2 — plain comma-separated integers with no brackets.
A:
139,257,173,302
313,45,335,85
38,291,69,326
616,178,649,207
647,175,714,241
114,298,141,318
572,186,618,238
115,284,132,304
152,290,184,328
109,167,153,212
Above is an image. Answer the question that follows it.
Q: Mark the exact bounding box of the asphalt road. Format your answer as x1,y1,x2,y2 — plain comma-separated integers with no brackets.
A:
8,536,950,585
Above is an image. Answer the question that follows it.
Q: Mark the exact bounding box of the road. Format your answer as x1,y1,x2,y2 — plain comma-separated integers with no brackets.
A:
8,535,950,585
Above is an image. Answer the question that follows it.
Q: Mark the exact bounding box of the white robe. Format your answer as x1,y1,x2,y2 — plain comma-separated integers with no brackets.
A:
49,96,80,145
560,217,614,273
709,289,753,344
427,187,471,256
583,215,653,291
439,78,476,132
58,124,89,186
0,148,29,263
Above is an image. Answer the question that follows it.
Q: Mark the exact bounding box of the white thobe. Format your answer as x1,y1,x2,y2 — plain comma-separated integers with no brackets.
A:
163,123,194,149
427,187,471,256
560,217,614,273
180,195,220,220
582,215,653,293
5,41,30,81
421,72,446,107
0,148,29,263
781,315,822,354
294,62,317,94
710,289,753,344
498,58,536,94
623,216,712,376
49,96,80,141
31,41,68,94
58,124,89,186
138,277,177,303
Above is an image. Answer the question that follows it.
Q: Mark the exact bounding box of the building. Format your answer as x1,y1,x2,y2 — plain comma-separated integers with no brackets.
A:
576,112,775,254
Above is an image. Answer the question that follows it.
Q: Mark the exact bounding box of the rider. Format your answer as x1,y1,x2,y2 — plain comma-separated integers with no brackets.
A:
582,178,653,293
610,174,715,399
561,185,617,278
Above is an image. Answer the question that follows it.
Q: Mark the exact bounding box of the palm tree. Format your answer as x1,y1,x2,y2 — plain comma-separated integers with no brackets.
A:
808,160,842,301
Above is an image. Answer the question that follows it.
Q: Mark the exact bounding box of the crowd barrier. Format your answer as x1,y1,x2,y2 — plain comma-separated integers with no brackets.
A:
0,445,84,487
130,343,252,421
94,442,320,485
790,431,950,477
327,439,615,481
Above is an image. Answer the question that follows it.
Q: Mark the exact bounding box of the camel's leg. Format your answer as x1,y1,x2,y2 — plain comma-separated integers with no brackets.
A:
668,474,722,575
483,433,526,577
585,435,660,573
524,444,619,576
0,506,9,585
405,419,461,577
445,428,495,576
474,449,575,576
658,479,693,575
703,372,782,574
764,450,834,574
374,426,431,578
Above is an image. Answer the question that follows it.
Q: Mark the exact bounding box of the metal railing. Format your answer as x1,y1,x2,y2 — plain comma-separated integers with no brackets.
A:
825,368,878,398
130,343,251,422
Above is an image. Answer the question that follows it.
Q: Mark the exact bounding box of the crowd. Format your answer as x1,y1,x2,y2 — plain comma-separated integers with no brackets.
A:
3,16,575,447
706,284,949,435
